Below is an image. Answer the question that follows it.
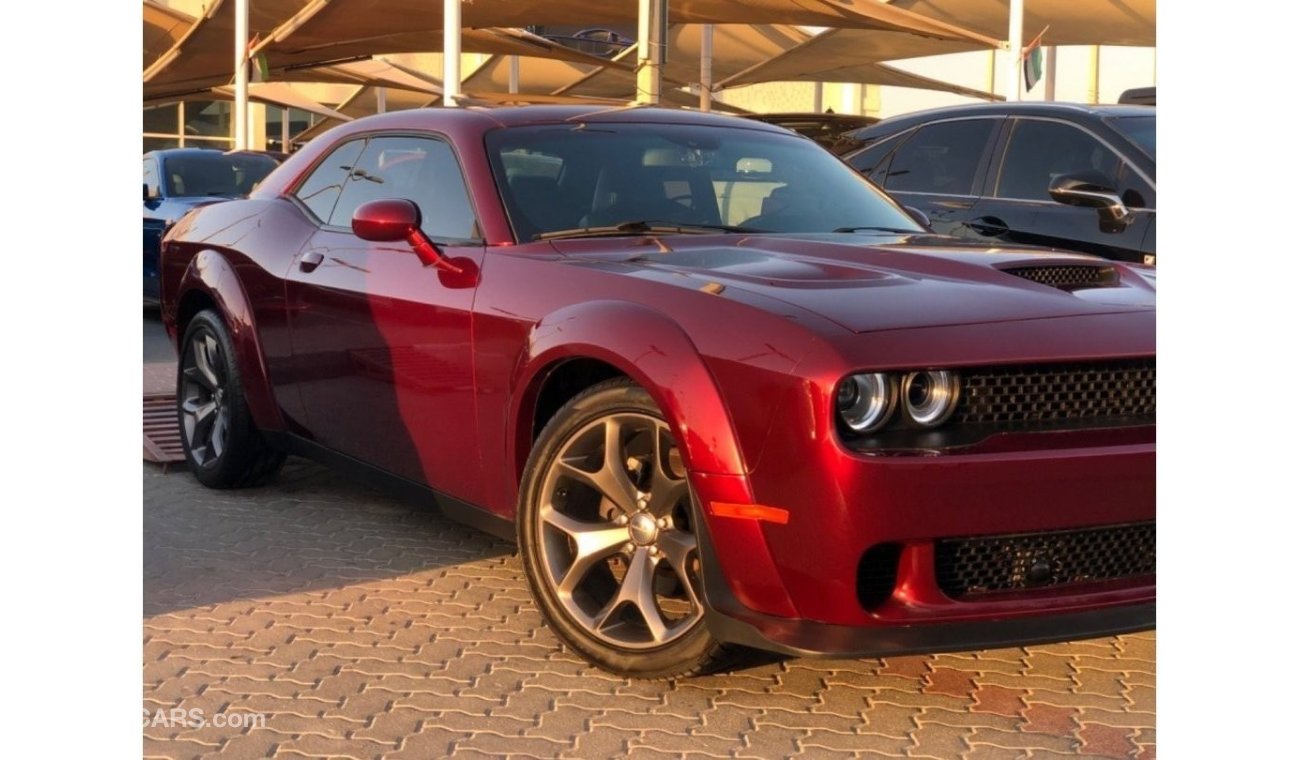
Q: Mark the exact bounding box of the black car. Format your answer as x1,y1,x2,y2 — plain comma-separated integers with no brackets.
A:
842,103,1156,264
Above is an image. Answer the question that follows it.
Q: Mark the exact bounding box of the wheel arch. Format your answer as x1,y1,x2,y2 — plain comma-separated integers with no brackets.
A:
508,300,749,494
173,250,285,433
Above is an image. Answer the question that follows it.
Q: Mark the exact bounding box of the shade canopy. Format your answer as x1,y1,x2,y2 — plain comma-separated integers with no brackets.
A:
717,26,997,91
144,0,621,100
261,0,989,67
892,0,1156,46
143,0,195,70
556,24,999,103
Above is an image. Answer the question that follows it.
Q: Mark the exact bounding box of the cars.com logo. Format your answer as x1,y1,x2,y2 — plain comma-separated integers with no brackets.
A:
143,708,267,729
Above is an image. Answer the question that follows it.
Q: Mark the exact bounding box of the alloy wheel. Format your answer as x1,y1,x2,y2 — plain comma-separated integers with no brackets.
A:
536,412,704,649
180,329,230,468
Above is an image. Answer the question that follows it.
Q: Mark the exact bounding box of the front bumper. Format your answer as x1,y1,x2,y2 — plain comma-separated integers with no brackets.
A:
687,422,1156,653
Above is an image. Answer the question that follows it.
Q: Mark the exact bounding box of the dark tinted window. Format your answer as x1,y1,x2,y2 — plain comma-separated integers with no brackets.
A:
847,134,903,185
160,152,278,197
329,136,480,241
143,159,160,197
883,120,995,195
995,120,1121,201
1107,114,1156,159
486,123,921,239
294,139,366,223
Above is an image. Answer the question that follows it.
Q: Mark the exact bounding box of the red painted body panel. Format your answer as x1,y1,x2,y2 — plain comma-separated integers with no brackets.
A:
161,106,1156,649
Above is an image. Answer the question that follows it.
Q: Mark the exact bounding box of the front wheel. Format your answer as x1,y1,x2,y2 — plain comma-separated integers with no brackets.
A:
518,379,736,678
177,309,285,488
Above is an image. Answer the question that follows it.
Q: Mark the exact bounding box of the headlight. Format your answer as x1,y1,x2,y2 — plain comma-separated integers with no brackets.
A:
836,373,896,433
902,370,960,426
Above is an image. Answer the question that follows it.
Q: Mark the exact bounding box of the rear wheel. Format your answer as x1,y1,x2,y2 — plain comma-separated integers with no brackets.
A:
177,309,285,488
519,379,736,678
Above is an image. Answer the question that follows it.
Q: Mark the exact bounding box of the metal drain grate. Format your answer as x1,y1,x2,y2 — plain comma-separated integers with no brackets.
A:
144,394,185,464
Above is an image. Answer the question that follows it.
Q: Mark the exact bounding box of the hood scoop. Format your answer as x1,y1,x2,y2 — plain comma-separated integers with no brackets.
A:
1000,264,1119,292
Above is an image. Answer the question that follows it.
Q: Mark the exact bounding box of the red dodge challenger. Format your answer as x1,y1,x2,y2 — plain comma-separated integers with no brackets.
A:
160,106,1155,678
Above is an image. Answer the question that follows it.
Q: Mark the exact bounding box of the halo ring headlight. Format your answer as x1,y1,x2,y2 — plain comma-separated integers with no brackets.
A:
902,370,959,427
836,373,896,433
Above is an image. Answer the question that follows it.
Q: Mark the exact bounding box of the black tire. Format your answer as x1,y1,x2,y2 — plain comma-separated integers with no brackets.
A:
518,378,739,678
177,309,285,489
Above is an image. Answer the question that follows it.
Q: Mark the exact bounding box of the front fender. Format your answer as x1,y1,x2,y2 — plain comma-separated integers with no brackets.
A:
173,250,285,433
512,299,745,479
509,299,799,618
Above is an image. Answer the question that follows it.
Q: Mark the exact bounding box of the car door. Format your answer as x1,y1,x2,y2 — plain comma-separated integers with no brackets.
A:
966,117,1154,263
143,157,166,302
865,118,1002,237
284,133,487,501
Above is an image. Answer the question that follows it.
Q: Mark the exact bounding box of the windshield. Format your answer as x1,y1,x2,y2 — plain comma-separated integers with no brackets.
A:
1107,114,1156,160
485,122,922,241
161,152,278,197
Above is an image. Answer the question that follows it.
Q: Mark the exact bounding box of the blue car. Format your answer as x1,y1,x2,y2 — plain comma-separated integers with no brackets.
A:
143,149,279,305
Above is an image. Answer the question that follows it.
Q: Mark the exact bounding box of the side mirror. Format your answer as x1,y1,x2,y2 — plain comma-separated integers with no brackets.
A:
1048,172,1132,226
903,205,932,230
352,199,462,273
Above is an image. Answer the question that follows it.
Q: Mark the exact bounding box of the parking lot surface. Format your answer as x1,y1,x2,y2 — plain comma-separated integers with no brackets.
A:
144,456,1155,759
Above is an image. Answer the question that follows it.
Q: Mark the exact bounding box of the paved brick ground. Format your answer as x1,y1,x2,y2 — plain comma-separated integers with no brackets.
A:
144,459,1155,759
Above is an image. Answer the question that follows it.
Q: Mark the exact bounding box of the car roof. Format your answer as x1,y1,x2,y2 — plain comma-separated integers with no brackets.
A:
849,101,1154,140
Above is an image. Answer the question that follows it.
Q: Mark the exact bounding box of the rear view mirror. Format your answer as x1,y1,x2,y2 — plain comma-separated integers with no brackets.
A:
1048,172,1132,226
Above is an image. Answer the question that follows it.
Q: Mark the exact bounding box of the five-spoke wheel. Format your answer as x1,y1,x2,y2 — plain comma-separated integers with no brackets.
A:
177,310,285,488
519,379,733,678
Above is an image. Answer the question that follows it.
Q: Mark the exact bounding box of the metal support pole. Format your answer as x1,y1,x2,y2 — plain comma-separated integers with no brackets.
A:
233,0,249,148
1086,45,1100,104
636,0,665,104
376,87,387,113
699,24,713,112
443,0,461,106
1004,0,1024,102
1044,46,1057,100
281,108,290,150
508,55,520,94
812,82,823,113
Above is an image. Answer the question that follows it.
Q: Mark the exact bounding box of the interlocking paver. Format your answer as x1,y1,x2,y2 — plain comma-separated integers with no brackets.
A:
144,459,1155,759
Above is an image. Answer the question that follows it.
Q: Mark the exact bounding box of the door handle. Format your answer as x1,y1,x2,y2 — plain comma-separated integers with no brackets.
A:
966,216,1009,237
298,251,325,273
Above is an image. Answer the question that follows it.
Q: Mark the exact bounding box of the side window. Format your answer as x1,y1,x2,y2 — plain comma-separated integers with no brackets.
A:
883,119,996,195
293,138,366,223
995,120,1122,201
329,135,480,241
143,159,160,198
846,135,901,185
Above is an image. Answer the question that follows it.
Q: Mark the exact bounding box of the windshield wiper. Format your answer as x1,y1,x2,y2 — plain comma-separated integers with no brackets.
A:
832,225,923,234
537,220,759,240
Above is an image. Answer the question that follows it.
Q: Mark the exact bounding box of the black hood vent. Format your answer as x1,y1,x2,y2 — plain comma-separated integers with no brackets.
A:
1000,264,1119,292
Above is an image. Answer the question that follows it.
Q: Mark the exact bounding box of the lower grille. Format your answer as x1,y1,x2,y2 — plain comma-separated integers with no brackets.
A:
935,522,1155,599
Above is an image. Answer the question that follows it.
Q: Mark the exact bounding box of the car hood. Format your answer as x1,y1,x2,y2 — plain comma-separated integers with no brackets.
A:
548,233,1155,334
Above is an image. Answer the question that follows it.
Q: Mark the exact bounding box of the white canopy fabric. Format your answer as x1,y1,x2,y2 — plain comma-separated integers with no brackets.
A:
261,0,990,68
289,85,444,144
213,82,356,121
143,0,621,100
892,0,1156,46
717,26,997,91
143,0,195,71
554,24,998,103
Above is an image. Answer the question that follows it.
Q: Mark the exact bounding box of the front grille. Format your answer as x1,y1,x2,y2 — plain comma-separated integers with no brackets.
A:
935,522,1156,599
955,359,1155,429
1001,264,1118,291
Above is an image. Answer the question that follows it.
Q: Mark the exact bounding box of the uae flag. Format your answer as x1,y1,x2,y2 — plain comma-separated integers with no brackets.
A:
1023,29,1047,92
